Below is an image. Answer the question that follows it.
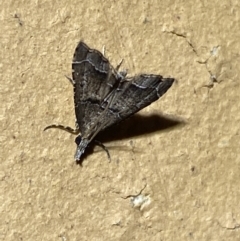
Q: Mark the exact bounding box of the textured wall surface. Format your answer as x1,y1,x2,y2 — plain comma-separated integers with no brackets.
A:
1,0,240,240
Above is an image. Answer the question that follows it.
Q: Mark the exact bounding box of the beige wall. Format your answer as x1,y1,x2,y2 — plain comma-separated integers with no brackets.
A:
1,0,240,240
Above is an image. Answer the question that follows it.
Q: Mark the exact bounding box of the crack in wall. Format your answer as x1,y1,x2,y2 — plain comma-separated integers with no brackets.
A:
165,30,220,88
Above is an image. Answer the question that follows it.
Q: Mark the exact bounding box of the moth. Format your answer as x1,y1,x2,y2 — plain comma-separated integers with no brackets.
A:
45,41,175,161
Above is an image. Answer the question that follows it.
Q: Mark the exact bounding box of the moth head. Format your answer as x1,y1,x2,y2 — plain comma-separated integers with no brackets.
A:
74,136,90,161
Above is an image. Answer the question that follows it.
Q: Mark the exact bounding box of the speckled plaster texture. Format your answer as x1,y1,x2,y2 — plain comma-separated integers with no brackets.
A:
1,0,240,240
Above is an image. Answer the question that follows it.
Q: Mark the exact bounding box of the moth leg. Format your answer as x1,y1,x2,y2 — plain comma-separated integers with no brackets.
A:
75,121,79,130
101,47,126,77
115,59,128,79
115,59,124,72
65,75,75,85
94,140,111,162
101,45,124,74
44,124,80,135
102,45,106,56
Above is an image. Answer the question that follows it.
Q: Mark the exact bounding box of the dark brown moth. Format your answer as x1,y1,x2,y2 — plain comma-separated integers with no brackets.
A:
44,41,175,161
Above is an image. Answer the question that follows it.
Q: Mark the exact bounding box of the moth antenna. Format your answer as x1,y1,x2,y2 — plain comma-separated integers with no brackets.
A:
44,124,80,135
